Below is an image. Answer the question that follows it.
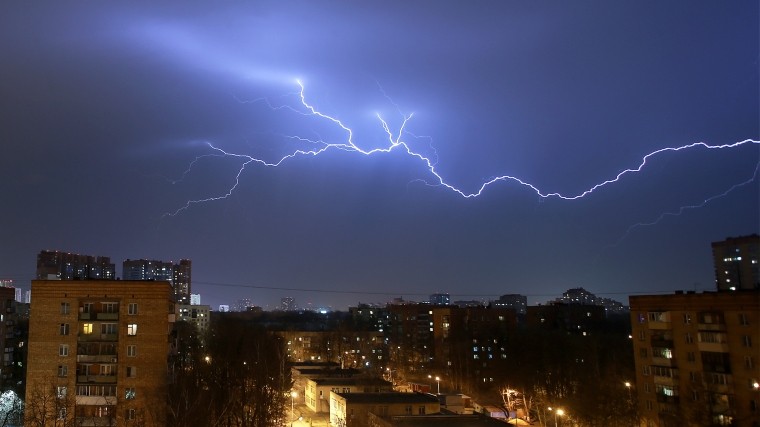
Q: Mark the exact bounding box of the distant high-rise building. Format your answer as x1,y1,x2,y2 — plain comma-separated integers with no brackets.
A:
190,294,201,305
712,234,759,291
236,298,253,312
0,280,21,303
552,287,628,317
429,293,450,305
281,297,296,311
172,259,192,305
122,259,192,304
218,305,230,312
122,259,173,282
493,294,527,315
24,290,31,304
36,250,115,280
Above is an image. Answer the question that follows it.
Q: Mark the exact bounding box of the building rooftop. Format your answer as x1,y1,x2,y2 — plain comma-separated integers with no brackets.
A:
380,414,514,426
313,377,391,386
336,392,440,404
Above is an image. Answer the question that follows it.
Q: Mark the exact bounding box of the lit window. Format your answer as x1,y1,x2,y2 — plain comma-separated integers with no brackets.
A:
82,323,93,334
127,324,137,336
56,386,67,398
125,387,136,399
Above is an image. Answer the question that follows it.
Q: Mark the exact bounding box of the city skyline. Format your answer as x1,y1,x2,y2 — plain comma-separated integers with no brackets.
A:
1,2,758,311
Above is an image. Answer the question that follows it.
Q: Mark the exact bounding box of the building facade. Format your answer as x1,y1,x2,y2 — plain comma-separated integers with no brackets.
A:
712,235,760,291
26,280,174,426
177,304,210,335
630,291,760,427
122,259,192,305
305,377,392,413
36,250,116,281
0,287,23,389
330,392,440,427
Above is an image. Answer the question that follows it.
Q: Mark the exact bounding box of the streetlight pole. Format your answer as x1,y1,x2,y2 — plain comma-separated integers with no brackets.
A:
435,376,440,394
291,391,298,427
555,409,564,427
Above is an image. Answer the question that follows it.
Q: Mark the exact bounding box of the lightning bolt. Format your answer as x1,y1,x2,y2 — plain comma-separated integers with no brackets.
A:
165,79,760,217
607,161,760,249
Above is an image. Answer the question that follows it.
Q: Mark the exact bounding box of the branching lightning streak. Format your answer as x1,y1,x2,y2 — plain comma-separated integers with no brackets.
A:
165,80,760,217
607,161,760,249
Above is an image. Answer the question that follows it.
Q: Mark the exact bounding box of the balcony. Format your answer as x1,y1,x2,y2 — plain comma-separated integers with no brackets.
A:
96,313,118,320
78,333,118,342
79,312,91,320
653,375,678,387
697,342,729,353
655,394,680,404
648,320,671,330
76,355,117,363
651,357,675,367
75,396,116,406
77,375,117,384
76,418,116,427
698,323,726,331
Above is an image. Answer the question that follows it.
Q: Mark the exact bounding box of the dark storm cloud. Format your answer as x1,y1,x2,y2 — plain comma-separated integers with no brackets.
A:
0,1,757,310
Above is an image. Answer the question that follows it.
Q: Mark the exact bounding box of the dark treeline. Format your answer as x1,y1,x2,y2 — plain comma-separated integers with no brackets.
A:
445,314,638,426
167,316,292,427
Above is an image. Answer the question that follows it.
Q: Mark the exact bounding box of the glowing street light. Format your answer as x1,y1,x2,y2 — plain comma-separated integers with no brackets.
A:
624,381,632,399
549,407,564,427
435,376,440,394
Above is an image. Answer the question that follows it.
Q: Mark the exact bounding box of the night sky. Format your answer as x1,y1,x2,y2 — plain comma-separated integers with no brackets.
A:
1,2,758,310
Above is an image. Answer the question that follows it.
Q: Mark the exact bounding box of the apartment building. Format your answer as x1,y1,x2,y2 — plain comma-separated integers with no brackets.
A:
26,280,174,426
630,290,760,427
305,377,392,413
330,392,440,427
712,235,760,291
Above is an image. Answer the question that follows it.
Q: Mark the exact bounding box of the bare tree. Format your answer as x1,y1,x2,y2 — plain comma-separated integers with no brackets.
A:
24,376,76,427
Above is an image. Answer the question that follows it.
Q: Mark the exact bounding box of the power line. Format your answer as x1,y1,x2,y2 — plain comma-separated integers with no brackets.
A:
192,280,689,299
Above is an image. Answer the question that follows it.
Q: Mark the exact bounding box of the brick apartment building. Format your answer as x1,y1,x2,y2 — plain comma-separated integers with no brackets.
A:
630,290,760,427
26,280,175,426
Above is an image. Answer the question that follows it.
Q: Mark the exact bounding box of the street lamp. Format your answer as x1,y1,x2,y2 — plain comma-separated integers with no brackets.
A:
290,391,298,426
624,381,632,399
555,408,564,427
435,376,440,394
